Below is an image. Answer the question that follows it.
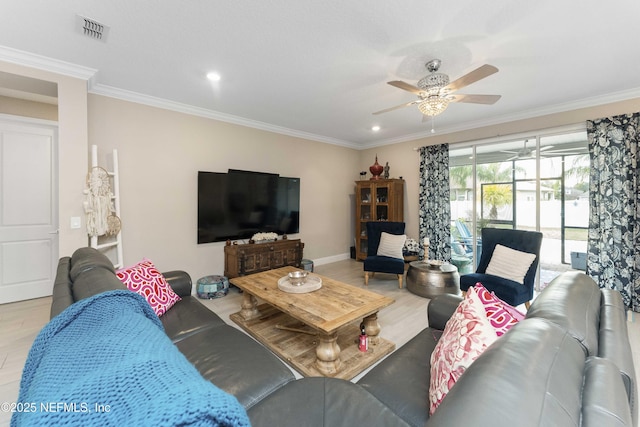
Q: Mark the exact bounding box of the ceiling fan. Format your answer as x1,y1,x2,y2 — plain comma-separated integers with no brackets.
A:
500,140,586,161
373,59,501,117
501,140,552,161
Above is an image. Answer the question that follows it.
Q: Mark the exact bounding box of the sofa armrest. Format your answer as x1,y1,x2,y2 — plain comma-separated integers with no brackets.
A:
428,294,462,330
599,289,637,425
163,270,192,297
51,257,74,319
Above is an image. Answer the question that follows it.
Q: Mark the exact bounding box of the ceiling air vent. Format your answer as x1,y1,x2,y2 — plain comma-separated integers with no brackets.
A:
76,15,109,41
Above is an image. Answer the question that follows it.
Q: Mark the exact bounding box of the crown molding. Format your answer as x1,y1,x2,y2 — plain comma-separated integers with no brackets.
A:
363,87,640,149
89,83,361,150
0,46,96,80
4,45,639,151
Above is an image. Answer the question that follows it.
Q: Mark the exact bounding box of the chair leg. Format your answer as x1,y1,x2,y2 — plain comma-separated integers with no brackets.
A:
364,272,369,286
397,274,403,289
524,301,531,310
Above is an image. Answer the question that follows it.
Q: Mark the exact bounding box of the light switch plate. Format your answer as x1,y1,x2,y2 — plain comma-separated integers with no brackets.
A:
70,216,81,229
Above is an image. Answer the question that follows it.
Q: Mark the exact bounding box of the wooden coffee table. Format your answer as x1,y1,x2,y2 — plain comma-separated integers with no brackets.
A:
229,266,395,380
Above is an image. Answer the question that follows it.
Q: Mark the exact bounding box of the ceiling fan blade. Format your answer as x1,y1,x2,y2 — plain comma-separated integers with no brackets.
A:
544,148,585,154
449,94,501,104
372,100,420,115
444,64,499,93
387,80,423,94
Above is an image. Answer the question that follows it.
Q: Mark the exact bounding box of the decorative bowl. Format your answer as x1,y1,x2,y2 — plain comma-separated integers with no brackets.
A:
288,271,309,286
426,260,444,269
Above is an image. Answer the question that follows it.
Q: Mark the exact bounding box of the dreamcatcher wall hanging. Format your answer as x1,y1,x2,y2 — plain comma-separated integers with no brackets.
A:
83,166,121,237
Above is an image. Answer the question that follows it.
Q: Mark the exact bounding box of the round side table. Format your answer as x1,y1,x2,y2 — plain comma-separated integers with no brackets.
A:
406,261,461,299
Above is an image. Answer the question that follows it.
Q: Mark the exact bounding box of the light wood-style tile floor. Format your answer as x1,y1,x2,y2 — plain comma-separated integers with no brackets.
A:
1,259,639,426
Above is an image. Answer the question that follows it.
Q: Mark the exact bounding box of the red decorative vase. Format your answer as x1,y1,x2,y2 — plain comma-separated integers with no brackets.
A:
369,156,383,180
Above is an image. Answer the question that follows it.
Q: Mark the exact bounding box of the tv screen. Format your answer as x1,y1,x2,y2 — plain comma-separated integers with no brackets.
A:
198,170,300,244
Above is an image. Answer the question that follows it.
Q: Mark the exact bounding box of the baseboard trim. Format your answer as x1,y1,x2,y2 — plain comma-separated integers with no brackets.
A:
312,253,352,266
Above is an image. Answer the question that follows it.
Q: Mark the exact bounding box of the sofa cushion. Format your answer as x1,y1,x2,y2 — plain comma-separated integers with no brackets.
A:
581,357,633,427
527,271,601,356
485,244,536,284
175,324,295,409
357,327,439,427
599,289,637,425
116,259,181,316
429,286,498,414
161,295,227,343
50,256,74,319
428,318,586,426
71,265,127,301
248,377,411,427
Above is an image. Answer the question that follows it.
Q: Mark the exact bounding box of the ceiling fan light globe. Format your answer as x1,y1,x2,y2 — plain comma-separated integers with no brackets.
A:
418,97,449,116
417,73,450,92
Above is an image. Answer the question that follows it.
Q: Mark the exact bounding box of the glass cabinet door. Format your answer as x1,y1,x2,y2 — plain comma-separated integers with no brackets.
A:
374,185,388,220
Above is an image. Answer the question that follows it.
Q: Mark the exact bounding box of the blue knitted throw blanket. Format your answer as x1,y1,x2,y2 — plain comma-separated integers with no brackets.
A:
12,290,250,427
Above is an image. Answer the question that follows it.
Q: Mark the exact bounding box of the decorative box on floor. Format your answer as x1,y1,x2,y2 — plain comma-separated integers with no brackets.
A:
301,259,314,272
197,275,229,299
570,252,587,271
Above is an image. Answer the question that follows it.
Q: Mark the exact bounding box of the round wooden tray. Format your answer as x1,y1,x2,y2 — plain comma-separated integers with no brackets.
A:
277,275,322,293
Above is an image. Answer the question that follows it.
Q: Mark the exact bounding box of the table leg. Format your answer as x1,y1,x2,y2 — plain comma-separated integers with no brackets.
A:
240,291,260,320
363,312,381,345
315,331,341,376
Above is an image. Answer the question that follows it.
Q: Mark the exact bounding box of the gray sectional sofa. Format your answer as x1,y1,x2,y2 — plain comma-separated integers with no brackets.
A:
35,247,637,426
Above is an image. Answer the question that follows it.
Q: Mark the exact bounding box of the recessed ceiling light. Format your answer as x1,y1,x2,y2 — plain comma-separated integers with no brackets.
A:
371,125,381,132
206,72,221,82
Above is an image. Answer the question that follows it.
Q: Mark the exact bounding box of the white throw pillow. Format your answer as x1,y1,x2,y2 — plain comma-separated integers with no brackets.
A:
485,244,536,284
377,232,406,259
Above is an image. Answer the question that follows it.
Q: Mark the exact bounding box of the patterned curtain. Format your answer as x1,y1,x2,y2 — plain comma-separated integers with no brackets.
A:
418,144,451,262
586,112,640,312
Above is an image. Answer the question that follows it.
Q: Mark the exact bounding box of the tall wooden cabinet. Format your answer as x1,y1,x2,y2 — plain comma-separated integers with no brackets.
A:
355,179,404,260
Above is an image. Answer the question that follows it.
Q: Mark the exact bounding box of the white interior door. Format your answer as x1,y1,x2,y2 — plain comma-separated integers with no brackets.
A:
0,117,58,304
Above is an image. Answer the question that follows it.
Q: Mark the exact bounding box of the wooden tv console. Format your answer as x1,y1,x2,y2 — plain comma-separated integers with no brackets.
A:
224,238,304,278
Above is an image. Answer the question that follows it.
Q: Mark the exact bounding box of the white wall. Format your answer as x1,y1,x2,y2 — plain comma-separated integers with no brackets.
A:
88,95,359,280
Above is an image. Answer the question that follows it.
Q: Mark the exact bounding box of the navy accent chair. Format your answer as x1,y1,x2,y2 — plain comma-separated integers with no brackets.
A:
459,228,543,309
363,221,405,288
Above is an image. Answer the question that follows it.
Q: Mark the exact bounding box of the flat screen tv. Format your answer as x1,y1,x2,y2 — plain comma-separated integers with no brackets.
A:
197,169,300,244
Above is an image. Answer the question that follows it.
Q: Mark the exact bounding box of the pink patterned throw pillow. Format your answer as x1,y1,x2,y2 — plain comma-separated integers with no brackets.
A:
428,286,498,415
116,259,181,317
473,282,524,336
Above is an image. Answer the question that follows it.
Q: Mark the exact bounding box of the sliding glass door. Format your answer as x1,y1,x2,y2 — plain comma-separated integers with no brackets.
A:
449,129,589,288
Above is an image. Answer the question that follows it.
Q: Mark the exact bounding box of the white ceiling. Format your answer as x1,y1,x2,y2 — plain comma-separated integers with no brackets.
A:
2,1,640,149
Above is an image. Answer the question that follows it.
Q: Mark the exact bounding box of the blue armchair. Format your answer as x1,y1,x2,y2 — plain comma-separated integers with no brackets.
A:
460,228,543,309
363,222,406,288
